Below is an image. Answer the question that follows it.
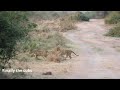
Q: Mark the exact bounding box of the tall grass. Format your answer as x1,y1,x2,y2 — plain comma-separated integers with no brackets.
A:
14,11,89,61
105,11,120,37
105,11,120,24
105,23,120,37
59,18,76,31
16,11,91,54
16,31,68,54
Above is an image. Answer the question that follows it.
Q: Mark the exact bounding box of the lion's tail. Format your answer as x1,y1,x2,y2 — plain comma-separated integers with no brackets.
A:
71,51,79,56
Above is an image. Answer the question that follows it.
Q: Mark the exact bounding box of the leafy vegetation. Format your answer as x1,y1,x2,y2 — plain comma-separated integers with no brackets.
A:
1,11,118,78
58,12,91,31
0,11,37,68
66,12,90,21
105,23,120,37
105,11,120,24
17,31,69,53
105,11,120,37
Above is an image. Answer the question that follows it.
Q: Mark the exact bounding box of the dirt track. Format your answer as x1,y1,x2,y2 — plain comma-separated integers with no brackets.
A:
26,19,120,79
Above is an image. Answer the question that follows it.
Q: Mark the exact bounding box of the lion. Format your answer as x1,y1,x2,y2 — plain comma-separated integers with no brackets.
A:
54,46,79,59
30,49,48,60
60,49,79,59
46,51,62,63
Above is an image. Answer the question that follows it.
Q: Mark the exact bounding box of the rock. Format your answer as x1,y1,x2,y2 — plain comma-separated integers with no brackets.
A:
42,72,52,75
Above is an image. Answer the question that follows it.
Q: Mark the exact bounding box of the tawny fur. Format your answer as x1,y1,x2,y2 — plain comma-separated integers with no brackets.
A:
53,46,79,59
47,51,61,63
30,49,48,59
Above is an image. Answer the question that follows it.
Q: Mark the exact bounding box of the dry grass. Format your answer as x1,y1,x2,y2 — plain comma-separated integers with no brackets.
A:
57,15,77,32
46,52,61,63
0,12,79,78
59,19,76,32
46,46,62,63
17,21,69,54
105,12,120,24
33,15,77,32
46,46,70,63
105,23,120,37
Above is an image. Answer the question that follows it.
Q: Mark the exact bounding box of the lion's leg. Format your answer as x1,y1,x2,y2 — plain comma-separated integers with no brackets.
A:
69,54,72,59
43,56,46,60
35,55,40,60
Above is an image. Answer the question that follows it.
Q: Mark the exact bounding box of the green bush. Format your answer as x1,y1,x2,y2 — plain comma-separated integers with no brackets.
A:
105,12,120,37
79,13,90,21
0,11,37,67
17,31,68,53
105,12,120,24
69,12,90,21
105,23,120,37
84,12,96,19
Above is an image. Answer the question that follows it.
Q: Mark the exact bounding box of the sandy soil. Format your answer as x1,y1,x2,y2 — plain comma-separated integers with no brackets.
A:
62,19,120,79
15,19,120,79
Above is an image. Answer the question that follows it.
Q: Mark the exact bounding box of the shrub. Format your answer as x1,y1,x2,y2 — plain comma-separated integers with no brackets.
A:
59,13,79,31
105,23,120,37
67,12,81,21
79,13,90,21
84,11,97,19
0,11,37,68
68,12,90,21
17,30,68,54
105,12,120,24
59,19,76,31
59,12,90,32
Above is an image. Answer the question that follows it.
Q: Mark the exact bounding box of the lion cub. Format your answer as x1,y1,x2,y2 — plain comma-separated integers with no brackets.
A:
30,49,48,59
55,46,79,59
47,51,62,63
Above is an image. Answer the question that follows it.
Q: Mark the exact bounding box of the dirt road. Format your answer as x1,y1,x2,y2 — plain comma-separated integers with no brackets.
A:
26,19,120,79
62,19,120,79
